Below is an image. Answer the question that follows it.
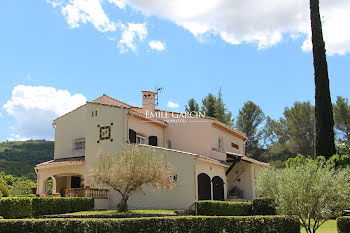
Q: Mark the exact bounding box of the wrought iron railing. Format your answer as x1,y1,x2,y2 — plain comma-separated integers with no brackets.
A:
65,188,109,199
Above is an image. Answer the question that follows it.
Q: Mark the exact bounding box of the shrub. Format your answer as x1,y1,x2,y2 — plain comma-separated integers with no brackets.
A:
196,201,252,216
252,197,276,215
0,216,300,233
0,197,94,218
0,197,32,219
31,197,94,217
337,216,350,233
0,183,9,197
257,160,350,233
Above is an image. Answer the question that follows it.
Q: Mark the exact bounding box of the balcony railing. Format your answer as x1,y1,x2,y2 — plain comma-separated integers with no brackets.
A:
65,188,109,199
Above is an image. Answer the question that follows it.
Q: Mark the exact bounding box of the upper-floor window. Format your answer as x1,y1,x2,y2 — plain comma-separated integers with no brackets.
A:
218,137,224,151
231,142,239,149
136,135,146,144
74,138,85,150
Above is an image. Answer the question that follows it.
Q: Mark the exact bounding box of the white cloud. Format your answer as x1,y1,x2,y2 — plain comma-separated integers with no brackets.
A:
149,40,166,51
120,0,350,55
60,0,116,32
118,23,147,53
47,0,350,55
108,0,126,9
167,101,179,109
3,85,86,140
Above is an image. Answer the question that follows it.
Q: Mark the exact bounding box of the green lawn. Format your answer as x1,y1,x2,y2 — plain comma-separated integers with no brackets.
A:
301,219,337,233
63,209,175,215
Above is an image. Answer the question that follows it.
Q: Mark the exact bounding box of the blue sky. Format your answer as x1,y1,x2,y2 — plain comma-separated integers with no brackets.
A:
0,0,349,142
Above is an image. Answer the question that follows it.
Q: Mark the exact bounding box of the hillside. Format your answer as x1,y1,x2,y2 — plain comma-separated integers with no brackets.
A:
0,141,54,180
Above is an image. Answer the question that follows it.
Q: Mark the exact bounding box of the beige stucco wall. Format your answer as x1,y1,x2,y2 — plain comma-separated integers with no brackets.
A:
226,161,255,200
164,117,212,157
194,159,228,200
54,105,88,159
211,126,244,156
108,146,196,210
84,103,128,168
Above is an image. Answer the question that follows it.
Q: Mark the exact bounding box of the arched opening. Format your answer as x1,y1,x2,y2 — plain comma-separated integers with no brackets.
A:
212,176,224,201
197,173,211,200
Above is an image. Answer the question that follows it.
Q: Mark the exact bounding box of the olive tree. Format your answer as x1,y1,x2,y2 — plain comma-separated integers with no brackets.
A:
89,144,176,212
257,160,350,233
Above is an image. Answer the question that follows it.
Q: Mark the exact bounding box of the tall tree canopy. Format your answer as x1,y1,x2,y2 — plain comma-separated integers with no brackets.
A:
310,0,336,158
214,89,233,126
235,101,265,159
201,93,217,118
186,90,234,126
185,98,199,113
333,96,350,142
265,102,315,159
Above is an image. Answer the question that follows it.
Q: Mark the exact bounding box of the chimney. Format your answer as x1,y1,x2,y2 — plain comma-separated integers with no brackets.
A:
142,90,157,115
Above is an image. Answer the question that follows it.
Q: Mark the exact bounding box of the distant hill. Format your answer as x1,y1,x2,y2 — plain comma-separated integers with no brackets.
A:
0,141,54,180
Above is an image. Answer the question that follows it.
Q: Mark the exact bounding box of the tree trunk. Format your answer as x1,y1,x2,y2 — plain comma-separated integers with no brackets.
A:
118,196,129,212
310,0,336,158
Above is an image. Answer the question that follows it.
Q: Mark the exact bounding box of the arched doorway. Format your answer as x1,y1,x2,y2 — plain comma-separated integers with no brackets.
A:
197,173,211,200
212,176,224,201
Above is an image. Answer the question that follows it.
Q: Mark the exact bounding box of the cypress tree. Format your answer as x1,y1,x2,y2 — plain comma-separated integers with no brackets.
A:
310,0,336,158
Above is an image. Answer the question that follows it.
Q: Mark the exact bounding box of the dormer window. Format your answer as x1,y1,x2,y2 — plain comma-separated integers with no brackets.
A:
74,138,85,150
136,135,146,144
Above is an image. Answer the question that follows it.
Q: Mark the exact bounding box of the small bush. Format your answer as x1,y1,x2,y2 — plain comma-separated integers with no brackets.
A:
196,201,252,216
337,216,350,233
0,184,9,197
252,197,277,215
0,197,94,218
0,197,32,219
31,197,94,217
0,216,300,233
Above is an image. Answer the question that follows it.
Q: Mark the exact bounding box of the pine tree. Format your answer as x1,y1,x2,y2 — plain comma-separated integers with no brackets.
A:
236,101,265,158
201,93,217,118
185,98,199,113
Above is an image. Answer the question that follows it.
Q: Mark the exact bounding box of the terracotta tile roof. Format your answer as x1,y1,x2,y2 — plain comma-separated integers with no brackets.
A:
137,144,229,168
227,152,269,167
91,94,132,108
241,156,270,167
35,156,85,168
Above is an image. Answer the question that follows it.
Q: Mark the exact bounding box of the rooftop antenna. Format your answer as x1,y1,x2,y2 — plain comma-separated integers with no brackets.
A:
155,86,163,106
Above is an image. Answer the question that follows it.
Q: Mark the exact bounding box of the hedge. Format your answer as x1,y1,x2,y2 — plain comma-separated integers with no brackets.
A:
196,201,252,216
32,197,94,217
0,197,94,219
0,197,32,219
0,216,300,233
337,216,350,233
252,198,277,215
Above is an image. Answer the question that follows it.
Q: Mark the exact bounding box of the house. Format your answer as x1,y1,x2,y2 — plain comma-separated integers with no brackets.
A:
35,90,269,209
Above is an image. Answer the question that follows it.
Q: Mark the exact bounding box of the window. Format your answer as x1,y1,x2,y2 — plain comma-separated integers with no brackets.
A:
218,137,224,150
136,135,146,144
74,138,85,150
231,142,239,149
